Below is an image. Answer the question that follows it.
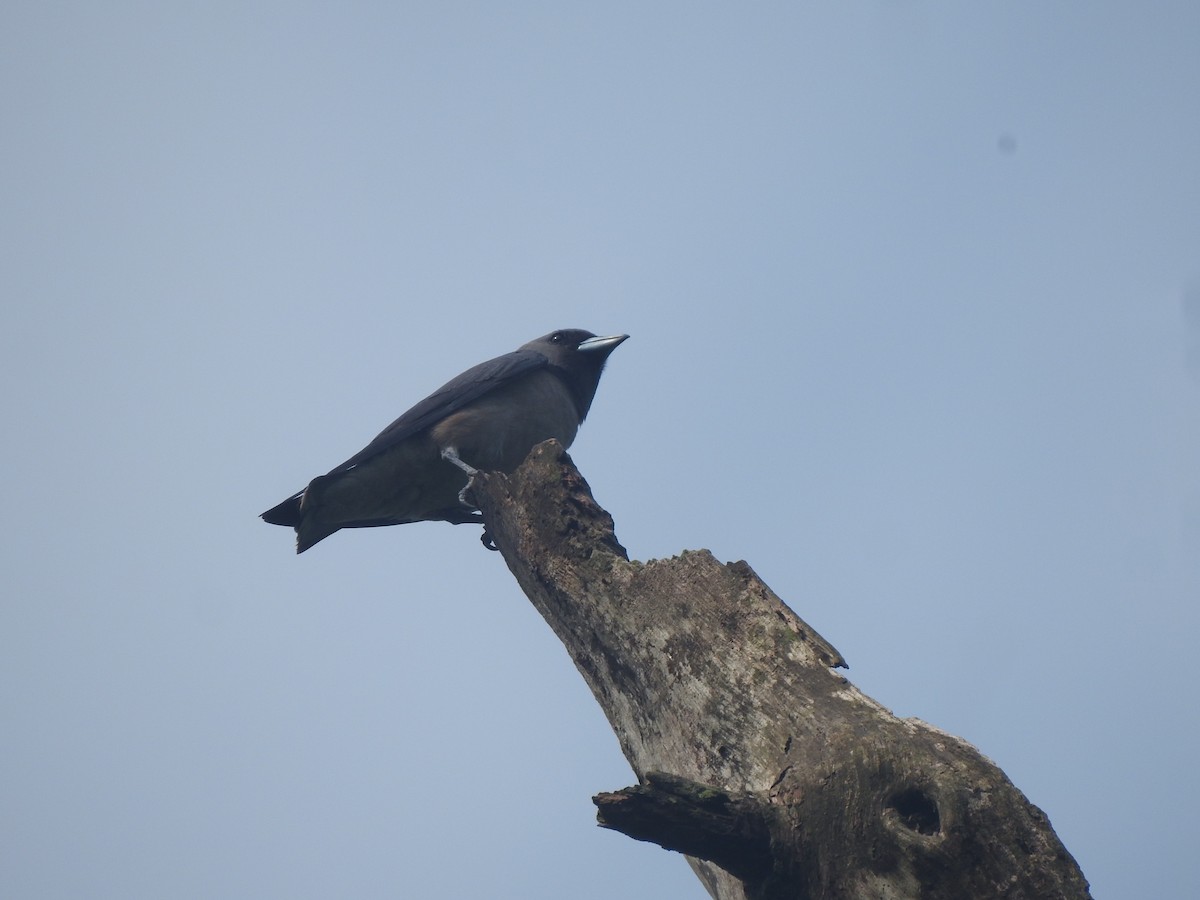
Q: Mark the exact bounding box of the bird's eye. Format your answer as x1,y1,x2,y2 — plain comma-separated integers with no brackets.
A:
550,331,563,343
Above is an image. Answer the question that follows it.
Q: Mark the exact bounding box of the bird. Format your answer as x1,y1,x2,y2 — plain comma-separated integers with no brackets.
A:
261,328,628,553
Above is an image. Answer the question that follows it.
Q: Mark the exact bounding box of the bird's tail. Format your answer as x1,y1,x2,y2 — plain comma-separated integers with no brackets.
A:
261,483,341,553
261,493,303,527
295,522,339,554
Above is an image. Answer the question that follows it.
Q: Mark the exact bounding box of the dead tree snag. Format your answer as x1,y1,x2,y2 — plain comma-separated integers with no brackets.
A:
469,441,1091,900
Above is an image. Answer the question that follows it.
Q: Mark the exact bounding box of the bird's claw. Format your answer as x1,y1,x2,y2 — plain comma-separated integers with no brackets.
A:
458,475,476,508
480,527,499,551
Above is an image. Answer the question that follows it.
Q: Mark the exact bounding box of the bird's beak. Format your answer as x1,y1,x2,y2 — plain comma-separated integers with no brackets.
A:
578,334,629,353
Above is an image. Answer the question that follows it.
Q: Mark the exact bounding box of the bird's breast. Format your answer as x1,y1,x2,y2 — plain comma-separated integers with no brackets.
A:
429,370,580,472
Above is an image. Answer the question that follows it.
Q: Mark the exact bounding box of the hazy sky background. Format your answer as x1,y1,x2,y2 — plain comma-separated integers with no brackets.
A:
3,3,1197,898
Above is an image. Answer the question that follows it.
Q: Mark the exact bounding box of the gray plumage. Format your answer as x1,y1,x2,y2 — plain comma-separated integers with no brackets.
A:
261,329,628,552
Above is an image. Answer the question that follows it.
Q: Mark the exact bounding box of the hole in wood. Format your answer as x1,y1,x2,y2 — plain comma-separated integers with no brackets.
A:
887,787,941,836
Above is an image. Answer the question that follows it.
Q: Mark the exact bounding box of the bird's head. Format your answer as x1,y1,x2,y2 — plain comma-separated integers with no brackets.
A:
525,329,629,420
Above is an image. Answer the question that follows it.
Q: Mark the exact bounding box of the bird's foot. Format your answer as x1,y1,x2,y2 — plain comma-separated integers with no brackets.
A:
440,446,479,477
442,446,481,509
480,527,499,551
458,475,477,508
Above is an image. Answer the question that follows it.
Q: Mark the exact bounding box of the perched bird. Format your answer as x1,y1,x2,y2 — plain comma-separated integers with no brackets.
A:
261,329,628,553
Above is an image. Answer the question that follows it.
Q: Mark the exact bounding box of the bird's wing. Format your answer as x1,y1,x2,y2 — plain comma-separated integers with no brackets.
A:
327,347,550,474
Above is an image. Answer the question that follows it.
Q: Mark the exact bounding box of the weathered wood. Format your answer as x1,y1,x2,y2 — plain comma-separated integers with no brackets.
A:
594,772,774,884
470,441,1092,900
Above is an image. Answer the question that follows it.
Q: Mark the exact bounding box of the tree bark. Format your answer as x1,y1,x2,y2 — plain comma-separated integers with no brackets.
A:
470,441,1092,900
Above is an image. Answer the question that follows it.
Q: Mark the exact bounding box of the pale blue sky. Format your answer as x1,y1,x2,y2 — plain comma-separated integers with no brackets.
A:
3,3,1197,898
